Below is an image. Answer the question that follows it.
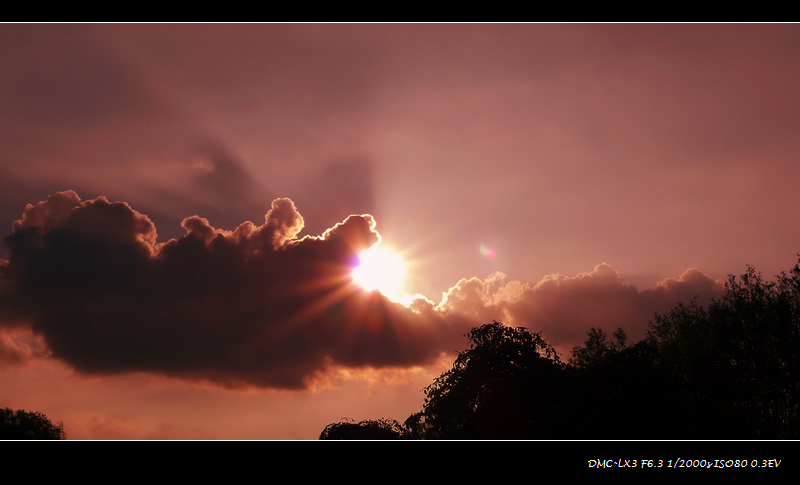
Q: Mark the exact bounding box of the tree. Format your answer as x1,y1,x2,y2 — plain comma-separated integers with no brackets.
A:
645,261,800,438
401,412,427,440
319,417,405,440
561,334,695,439
420,321,569,439
0,407,66,440
568,326,627,369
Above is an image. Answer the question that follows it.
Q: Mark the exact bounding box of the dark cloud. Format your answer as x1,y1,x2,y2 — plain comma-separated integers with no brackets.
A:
0,191,727,389
0,191,460,389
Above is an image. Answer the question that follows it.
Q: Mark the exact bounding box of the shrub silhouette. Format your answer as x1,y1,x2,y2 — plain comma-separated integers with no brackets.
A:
319,418,405,440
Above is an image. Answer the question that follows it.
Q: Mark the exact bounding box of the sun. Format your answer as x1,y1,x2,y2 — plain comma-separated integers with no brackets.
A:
351,245,406,300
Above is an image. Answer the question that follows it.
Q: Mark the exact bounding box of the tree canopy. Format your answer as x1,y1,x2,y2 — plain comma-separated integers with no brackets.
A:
418,321,569,439
0,407,66,440
562,260,800,438
319,418,405,440
568,326,627,369
643,262,800,438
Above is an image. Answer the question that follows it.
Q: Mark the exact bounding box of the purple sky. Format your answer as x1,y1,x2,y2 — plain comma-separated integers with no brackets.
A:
1,23,799,439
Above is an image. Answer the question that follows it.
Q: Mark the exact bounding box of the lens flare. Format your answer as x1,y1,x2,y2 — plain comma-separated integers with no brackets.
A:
479,244,497,260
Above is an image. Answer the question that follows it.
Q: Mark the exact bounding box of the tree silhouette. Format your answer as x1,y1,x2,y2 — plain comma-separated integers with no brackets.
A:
319,417,405,440
0,407,66,440
644,262,800,438
568,326,627,369
559,337,699,438
420,321,569,439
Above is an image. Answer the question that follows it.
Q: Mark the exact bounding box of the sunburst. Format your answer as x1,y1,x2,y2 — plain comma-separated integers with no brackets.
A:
351,245,406,301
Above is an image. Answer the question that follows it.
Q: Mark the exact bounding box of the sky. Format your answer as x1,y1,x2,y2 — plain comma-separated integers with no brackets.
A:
1,23,800,439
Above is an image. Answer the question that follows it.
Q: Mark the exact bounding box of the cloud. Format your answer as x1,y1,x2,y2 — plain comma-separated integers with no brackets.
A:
0,191,463,389
0,328,48,367
437,263,725,355
290,159,377,238
0,191,726,389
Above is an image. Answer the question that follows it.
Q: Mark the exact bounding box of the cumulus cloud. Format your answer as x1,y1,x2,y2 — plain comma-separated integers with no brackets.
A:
0,191,462,389
0,191,726,389
437,263,725,354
